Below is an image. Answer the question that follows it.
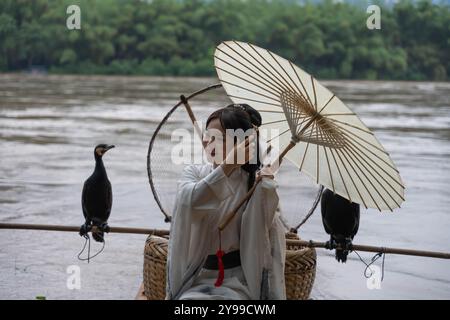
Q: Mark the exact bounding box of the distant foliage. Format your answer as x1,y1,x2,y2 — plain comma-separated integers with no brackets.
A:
0,0,448,80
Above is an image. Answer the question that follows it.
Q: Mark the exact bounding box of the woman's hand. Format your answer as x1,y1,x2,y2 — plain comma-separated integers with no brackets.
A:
221,134,256,176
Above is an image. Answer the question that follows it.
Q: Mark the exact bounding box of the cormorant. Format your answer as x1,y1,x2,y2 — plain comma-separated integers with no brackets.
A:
80,144,114,242
321,188,360,263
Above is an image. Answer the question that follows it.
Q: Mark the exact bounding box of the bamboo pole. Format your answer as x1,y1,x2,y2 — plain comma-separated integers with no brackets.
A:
0,223,169,236
180,94,203,143
1,223,449,260
286,239,450,260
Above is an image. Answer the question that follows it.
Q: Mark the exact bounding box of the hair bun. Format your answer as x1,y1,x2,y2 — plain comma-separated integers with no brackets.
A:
230,103,262,127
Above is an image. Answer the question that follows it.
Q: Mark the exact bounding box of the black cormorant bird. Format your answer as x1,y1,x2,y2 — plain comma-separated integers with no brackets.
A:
321,188,360,263
80,144,114,242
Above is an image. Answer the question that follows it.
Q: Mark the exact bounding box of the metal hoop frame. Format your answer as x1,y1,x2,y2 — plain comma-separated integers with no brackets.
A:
147,83,223,222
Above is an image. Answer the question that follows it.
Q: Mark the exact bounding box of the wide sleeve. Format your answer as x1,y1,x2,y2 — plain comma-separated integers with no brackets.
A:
166,164,233,299
177,164,235,215
268,212,287,299
240,177,286,299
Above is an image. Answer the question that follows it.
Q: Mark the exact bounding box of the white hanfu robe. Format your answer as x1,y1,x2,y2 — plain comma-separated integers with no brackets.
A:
166,163,287,300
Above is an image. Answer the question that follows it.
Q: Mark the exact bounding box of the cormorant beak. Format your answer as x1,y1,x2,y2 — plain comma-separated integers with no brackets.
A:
105,145,115,151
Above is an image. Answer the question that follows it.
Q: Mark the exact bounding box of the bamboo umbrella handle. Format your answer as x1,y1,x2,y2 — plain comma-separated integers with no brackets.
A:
218,140,297,231
218,175,262,231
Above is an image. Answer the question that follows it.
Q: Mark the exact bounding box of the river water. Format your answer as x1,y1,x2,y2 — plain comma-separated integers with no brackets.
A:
0,74,449,299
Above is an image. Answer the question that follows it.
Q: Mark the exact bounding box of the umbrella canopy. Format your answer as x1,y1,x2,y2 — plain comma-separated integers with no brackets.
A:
214,40,405,211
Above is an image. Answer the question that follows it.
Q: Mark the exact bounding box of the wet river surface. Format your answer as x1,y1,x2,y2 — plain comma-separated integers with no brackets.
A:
0,74,449,299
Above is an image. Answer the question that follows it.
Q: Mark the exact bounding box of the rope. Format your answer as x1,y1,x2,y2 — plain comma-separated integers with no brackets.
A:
353,249,386,281
77,234,106,263
291,184,324,233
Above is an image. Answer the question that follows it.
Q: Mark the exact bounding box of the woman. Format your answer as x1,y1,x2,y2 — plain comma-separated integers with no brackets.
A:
166,104,286,300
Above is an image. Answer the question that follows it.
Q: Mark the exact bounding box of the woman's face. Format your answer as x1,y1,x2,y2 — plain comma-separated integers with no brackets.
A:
204,118,229,165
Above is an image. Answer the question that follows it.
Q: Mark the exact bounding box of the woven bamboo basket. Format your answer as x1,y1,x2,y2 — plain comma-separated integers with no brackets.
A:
143,232,316,300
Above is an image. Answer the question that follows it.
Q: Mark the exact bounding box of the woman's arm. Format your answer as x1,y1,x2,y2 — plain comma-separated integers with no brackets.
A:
177,135,255,216
178,164,235,214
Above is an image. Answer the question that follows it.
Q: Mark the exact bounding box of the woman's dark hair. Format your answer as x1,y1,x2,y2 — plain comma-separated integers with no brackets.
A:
206,103,262,190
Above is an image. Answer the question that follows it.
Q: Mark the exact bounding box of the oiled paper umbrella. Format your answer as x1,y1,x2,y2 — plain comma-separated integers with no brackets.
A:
214,40,405,211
